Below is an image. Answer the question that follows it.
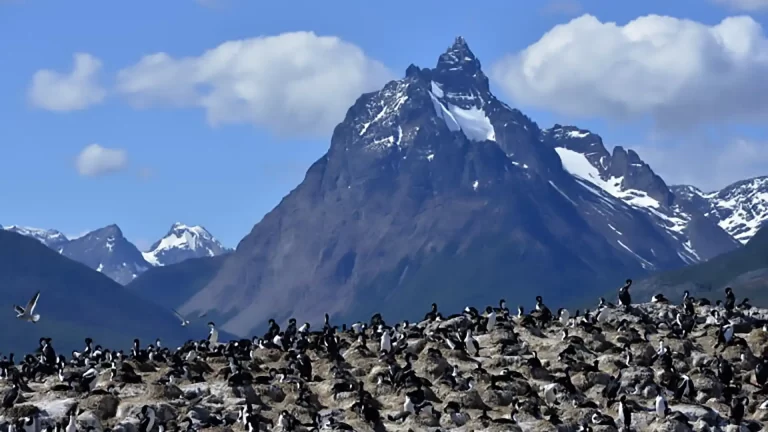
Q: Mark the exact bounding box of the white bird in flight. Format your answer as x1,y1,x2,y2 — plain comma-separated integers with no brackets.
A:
172,309,206,326
14,291,41,323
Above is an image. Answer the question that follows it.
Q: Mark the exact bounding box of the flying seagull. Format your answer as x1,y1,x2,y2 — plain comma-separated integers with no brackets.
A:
172,309,206,326
14,291,41,323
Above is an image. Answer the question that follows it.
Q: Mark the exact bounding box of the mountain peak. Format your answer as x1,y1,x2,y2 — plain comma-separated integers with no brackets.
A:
434,36,487,93
142,222,230,267
441,36,474,60
60,224,148,285
94,224,124,238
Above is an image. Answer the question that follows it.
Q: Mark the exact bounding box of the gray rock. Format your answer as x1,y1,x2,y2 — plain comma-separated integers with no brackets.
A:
76,410,103,432
82,394,120,420
670,404,719,425
693,419,712,431
692,374,722,399
148,384,183,400
113,419,138,432
255,385,286,403
154,403,178,423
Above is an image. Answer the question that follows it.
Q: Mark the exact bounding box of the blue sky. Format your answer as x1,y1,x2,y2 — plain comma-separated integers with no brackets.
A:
2,0,768,249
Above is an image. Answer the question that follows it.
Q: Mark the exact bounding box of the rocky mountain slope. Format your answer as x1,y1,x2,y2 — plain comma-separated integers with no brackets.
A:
1,222,229,285
672,176,768,245
175,37,743,337
3,298,768,432
633,224,768,304
0,229,207,352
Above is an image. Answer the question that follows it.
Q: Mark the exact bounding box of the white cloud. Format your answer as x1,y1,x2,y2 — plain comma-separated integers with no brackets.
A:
491,14,768,130
116,31,394,137
713,0,768,11
75,144,128,177
28,53,106,111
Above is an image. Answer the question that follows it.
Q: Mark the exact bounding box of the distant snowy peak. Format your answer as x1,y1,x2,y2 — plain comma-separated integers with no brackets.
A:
142,222,230,267
2,225,69,249
2,221,230,284
673,176,768,244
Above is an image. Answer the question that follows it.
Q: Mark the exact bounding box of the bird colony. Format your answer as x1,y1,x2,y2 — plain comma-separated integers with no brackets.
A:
2,282,768,432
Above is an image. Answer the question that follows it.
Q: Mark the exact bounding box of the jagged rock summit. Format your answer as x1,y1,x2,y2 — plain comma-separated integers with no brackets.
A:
178,37,741,337
142,222,230,267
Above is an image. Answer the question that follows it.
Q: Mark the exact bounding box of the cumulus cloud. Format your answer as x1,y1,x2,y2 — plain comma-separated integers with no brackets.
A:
28,53,106,111
75,144,128,177
491,14,768,130
116,31,394,137
713,0,768,11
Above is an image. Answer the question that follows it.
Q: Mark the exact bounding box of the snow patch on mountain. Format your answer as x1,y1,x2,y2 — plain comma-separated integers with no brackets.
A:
555,147,660,210
429,82,496,142
142,222,230,267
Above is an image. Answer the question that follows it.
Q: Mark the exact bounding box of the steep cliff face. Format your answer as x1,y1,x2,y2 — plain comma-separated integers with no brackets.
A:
178,38,738,336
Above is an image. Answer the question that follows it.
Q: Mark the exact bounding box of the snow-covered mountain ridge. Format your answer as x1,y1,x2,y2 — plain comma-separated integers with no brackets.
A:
671,176,768,245
1,222,230,284
541,124,740,265
542,125,768,249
